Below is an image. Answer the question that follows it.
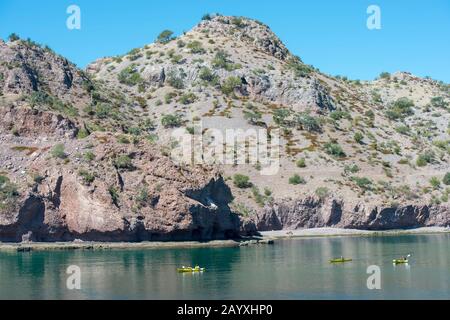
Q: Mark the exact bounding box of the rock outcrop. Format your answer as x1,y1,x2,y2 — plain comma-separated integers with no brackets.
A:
255,197,450,231
0,38,91,106
0,130,241,242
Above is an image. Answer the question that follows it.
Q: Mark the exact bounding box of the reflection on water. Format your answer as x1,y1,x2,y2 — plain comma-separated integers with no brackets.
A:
0,234,449,300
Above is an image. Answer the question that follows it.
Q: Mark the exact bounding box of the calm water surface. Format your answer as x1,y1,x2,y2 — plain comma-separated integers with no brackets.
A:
1,234,449,299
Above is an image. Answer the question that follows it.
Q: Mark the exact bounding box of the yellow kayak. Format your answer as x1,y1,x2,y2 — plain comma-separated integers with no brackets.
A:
177,266,205,273
330,258,352,263
393,259,408,264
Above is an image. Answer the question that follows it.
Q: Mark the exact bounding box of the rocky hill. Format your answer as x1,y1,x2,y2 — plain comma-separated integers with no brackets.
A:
0,15,449,242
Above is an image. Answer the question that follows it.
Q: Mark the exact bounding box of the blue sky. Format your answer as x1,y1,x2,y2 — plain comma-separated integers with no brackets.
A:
0,0,449,82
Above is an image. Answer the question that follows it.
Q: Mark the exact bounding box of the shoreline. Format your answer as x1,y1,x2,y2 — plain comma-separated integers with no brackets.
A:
0,227,449,252
260,226,450,239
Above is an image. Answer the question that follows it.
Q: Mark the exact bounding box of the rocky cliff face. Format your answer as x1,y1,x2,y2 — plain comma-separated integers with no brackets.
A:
0,126,240,242
254,197,449,231
0,38,91,106
0,15,449,242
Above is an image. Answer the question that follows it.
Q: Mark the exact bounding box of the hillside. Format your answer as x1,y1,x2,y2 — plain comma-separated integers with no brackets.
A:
0,15,449,241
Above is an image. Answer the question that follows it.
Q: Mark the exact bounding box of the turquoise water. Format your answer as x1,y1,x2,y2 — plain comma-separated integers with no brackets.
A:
1,234,449,300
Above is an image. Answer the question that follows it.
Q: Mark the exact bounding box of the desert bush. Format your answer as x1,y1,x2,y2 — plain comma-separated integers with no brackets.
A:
156,30,174,44
212,50,240,71
416,150,435,167
114,155,133,170
430,96,448,109
395,125,410,135
28,92,78,117
289,174,306,185
354,132,364,144
118,64,143,86
344,164,360,175
51,144,66,159
315,187,330,200
78,169,95,185
324,142,346,158
351,176,373,191
221,76,242,95
198,67,219,86
243,110,262,125
0,175,19,210
135,187,150,207
443,173,450,185
286,56,312,78
187,41,205,54
296,158,306,168
295,113,321,132
178,92,197,105
429,177,441,189
233,174,252,189
161,114,183,128
273,108,292,127
166,70,184,89
386,97,414,120
8,33,20,42
379,72,391,80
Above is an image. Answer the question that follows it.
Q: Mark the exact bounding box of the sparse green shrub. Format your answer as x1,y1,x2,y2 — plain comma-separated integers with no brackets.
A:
117,135,131,144
28,92,78,117
0,175,19,210
221,76,242,95
78,169,95,186
243,110,262,125
416,150,435,167
178,92,197,105
395,125,410,135
344,164,360,175
77,128,89,139
295,113,322,132
8,33,20,42
156,30,174,44
114,155,133,170
84,151,95,162
136,187,150,207
286,56,312,78
161,114,183,128
108,186,120,206
51,144,66,159
198,67,219,86
118,64,143,86
430,96,448,109
430,177,441,190
273,108,292,127
127,48,142,61
443,173,450,185
212,50,240,71
315,187,330,200
296,158,306,168
324,142,346,158
166,70,184,89
289,174,306,185
329,110,351,121
233,174,252,189
379,72,391,80
231,17,246,28
351,176,373,191
187,41,205,54
354,132,364,144
386,97,414,120
201,13,212,21
164,92,177,104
